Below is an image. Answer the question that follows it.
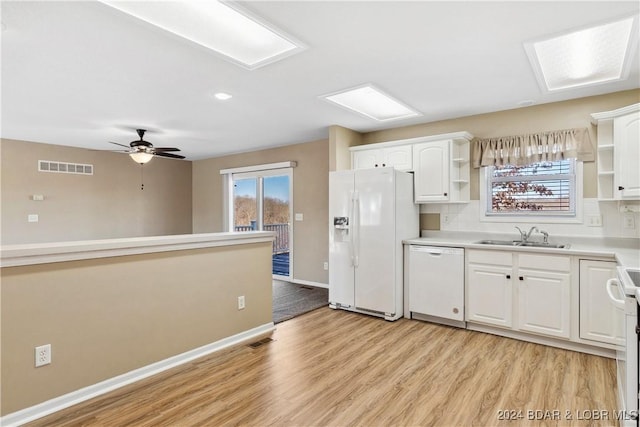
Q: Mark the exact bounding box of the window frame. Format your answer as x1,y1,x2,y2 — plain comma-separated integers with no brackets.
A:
479,159,583,224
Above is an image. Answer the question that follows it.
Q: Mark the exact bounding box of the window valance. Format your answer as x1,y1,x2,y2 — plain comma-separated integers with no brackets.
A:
472,127,594,168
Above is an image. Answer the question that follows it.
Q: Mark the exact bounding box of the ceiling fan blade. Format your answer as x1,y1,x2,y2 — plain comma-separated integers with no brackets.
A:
109,141,131,149
154,152,185,160
153,147,181,152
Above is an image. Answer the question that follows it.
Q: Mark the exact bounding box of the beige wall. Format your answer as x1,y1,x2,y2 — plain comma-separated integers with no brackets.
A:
1,242,273,415
361,89,640,200
192,139,329,284
329,125,363,171
0,139,193,244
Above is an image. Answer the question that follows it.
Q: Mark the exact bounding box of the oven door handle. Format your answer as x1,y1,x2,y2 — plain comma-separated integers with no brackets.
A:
605,278,625,310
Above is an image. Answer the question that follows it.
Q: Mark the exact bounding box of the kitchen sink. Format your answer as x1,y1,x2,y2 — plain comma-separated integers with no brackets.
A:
475,239,520,246
474,239,570,249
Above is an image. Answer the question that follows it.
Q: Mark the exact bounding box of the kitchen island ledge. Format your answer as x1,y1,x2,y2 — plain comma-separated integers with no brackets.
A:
0,231,275,267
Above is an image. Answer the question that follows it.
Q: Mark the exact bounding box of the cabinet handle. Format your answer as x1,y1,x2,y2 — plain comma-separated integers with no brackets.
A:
506,274,511,279
619,186,625,190
374,164,378,167
382,163,386,167
519,276,524,281
443,193,448,196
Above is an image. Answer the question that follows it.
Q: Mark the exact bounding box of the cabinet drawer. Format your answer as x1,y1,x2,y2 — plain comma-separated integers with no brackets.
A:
519,253,570,272
467,249,512,266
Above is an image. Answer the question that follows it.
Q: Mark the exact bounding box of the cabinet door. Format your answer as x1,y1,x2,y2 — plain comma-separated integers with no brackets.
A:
579,260,623,345
352,149,381,170
614,110,640,199
413,140,450,202
467,263,513,328
516,269,570,339
383,145,413,171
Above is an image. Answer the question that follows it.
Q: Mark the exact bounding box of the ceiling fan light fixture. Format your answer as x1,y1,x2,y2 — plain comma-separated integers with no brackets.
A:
129,151,154,164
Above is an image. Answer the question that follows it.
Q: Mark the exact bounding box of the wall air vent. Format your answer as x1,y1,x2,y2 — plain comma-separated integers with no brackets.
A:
38,160,93,175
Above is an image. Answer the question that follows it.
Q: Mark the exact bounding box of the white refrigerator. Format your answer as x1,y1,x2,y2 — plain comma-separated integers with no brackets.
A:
329,167,419,321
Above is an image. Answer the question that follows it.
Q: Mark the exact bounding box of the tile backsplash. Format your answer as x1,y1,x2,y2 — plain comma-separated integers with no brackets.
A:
420,199,640,239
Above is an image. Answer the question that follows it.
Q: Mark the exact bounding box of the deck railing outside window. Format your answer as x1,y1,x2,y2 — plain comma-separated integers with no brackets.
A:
235,222,289,255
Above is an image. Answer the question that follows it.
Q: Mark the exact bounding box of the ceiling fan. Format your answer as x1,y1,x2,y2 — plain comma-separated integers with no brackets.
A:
109,129,185,164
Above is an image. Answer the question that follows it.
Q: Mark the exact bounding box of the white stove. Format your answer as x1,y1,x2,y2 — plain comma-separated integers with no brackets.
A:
608,267,639,426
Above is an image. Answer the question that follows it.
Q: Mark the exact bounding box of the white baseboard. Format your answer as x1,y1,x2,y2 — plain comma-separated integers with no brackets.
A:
290,279,328,289
1,322,276,427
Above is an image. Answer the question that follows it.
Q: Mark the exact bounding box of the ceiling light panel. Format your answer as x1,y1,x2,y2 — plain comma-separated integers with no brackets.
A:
525,16,638,92
99,1,305,69
323,85,421,122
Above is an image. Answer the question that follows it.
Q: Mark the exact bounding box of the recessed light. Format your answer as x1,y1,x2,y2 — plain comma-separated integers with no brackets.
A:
214,92,233,101
322,84,421,122
524,16,638,92
99,1,306,70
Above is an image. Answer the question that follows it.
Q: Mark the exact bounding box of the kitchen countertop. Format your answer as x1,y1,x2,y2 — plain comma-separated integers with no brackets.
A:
404,231,640,269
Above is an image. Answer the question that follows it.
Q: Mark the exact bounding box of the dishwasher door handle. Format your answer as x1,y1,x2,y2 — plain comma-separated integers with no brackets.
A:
411,247,443,256
410,246,462,257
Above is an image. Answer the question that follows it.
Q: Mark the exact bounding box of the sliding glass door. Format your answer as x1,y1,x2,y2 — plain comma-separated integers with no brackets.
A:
230,169,292,279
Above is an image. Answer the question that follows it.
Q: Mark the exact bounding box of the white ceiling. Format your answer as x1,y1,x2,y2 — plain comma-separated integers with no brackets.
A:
1,1,639,160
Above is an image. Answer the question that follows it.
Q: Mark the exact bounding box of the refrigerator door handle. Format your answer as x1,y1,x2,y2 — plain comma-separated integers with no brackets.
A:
352,190,360,267
348,191,355,266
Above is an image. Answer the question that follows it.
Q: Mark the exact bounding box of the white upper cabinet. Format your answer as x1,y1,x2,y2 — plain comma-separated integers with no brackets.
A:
350,132,473,204
614,110,640,199
352,144,412,171
413,135,471,203
413,140,450,202
352,145,413,171
591,103,640,200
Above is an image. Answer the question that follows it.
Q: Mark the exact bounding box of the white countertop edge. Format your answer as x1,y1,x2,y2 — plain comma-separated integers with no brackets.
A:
1,232,275,268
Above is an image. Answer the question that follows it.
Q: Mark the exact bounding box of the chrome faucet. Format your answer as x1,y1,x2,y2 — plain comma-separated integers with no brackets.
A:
515,226,538,243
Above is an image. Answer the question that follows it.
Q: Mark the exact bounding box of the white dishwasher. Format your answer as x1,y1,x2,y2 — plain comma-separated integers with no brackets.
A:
408,245,465,328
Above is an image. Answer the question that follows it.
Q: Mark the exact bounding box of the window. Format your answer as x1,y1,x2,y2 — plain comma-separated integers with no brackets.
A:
486,159,576,217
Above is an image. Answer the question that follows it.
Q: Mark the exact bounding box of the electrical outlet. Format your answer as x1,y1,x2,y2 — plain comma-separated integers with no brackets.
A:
623,214,635,229
238,296,245,310
323,261,329,270
35,344,51,367
442,214,450,224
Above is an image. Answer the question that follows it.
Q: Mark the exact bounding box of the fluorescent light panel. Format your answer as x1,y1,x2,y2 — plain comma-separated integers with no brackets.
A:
525,16,638,92
100,1,304,69
323,85,421,122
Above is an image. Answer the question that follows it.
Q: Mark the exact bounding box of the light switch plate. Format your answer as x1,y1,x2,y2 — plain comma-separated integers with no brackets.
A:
586,214,602,227
295,213,303,221
28,214,39,223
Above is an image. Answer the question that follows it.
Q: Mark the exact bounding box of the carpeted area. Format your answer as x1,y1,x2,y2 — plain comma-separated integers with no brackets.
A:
273,280,328,324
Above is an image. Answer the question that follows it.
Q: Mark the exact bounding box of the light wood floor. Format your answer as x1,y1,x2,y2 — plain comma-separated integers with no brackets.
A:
28,307,617,426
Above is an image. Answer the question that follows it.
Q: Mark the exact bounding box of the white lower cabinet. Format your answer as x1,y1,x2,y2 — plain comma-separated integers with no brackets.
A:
579,260,624,346
467,250,571,340
467,252,513,328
